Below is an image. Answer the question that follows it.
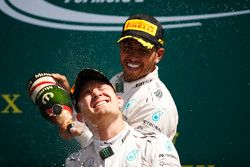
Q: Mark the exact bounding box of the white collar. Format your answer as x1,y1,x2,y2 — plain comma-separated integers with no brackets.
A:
115,66,159,93
93,123,131,156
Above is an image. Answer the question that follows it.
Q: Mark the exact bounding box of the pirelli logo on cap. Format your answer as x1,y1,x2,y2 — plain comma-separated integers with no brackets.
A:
124,19,157,36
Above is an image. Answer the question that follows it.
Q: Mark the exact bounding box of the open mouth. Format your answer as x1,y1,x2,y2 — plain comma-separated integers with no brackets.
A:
94,100,109,108
127,63,140,68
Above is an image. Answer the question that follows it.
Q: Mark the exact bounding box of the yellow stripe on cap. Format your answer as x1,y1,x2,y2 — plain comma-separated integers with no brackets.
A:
124,19,157,36
158,39,164,45
118,36,154,49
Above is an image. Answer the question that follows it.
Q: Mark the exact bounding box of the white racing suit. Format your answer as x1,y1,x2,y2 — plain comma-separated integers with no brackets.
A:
75,66,178,147
66,123,181,167
110,66,178,141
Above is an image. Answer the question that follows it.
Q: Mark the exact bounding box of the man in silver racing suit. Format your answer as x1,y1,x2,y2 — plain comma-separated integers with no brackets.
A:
110,66,178,141
65,68,181,167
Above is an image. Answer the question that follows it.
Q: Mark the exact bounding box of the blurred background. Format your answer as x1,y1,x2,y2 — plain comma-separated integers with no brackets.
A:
0,0,249,166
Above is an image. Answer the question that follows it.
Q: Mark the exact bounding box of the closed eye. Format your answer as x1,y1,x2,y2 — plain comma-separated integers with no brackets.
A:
81,90,91,97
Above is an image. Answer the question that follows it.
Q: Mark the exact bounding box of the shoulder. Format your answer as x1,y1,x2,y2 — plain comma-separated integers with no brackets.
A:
130,130,179,157
139,79,177,111
130,79,174,108
134,129,167,142
142,132,181,166
129,128,166,144
65,150,82,167
110,72,123,84
65,143,95,167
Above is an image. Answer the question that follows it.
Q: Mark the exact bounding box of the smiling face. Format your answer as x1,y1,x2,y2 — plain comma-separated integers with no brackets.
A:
77,80,123,125
119,39,164,82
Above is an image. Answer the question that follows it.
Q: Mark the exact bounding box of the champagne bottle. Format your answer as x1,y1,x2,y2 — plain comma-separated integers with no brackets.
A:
27,73,73,125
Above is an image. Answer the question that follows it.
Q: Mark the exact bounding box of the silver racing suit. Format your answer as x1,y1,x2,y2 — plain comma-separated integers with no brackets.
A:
110,66,178,140
66,123,181,167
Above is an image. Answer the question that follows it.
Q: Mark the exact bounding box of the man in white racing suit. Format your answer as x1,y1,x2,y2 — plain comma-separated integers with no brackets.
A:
110,13,178,141
110,66,178,141
65,68,181,167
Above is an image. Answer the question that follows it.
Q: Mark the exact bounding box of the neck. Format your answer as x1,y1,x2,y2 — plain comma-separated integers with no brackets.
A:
96,116,126,141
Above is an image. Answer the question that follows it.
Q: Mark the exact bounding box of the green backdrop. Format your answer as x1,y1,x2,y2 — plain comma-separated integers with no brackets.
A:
0,0,250,166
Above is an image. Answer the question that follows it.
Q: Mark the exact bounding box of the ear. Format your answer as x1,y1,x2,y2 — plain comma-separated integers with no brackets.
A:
116,96,124,109
155,48,165,64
